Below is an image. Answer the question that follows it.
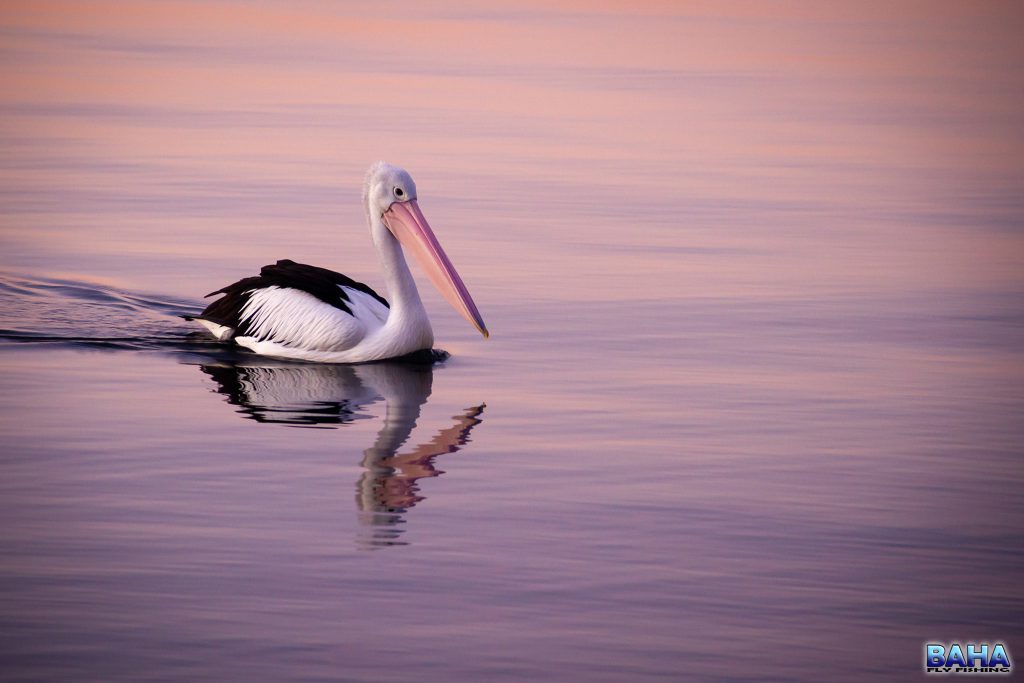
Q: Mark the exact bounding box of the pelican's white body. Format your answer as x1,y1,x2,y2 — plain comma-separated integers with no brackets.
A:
197,272,432,363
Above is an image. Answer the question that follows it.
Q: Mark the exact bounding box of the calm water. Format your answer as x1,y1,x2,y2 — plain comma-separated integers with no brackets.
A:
2,3,1023,681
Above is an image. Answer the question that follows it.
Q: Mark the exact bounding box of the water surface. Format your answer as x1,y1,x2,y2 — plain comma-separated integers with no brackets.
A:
1,2,1023,681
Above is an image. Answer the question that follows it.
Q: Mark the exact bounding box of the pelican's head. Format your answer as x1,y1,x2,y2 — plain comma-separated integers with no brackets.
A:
362,162,488,339
363,161,417,218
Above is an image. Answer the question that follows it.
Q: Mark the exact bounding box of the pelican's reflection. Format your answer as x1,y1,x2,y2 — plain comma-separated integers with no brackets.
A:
198,358,485,547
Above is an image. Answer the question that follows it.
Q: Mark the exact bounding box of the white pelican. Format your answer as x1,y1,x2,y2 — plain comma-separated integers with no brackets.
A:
193,162,488,362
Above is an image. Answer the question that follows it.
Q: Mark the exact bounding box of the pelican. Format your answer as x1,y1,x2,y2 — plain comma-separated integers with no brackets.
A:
193,162,488,362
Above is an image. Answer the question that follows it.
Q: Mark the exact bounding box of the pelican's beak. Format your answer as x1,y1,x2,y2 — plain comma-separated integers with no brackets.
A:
383,199,489,338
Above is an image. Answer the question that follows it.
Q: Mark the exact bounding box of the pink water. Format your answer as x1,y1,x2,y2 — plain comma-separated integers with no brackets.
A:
1,2,1023,680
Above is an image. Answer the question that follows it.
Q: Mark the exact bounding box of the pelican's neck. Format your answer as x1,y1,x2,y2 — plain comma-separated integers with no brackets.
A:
371,213,432,341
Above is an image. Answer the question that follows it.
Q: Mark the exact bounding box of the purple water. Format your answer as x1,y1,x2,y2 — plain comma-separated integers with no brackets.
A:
1,3,1022,680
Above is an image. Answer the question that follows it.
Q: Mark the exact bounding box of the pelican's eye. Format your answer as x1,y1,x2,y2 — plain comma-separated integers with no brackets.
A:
394,187,405,199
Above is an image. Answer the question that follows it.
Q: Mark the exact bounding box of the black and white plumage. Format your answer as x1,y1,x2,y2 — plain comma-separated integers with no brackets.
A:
197,259,393,359
193,163,488,363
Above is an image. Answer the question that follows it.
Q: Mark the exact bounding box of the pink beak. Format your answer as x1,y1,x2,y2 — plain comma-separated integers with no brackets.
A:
382,199,489,338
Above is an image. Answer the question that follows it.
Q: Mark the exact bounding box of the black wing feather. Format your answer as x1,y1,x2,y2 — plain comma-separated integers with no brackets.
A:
197,259,389,336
